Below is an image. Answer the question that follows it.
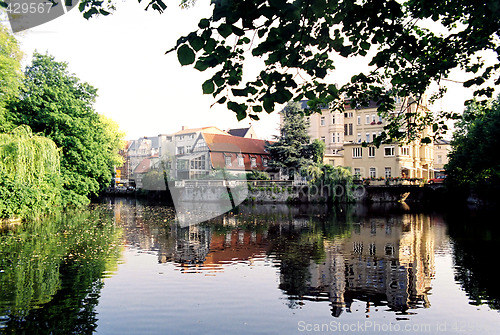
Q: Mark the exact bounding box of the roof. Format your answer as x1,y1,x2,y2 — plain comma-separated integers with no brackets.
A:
174,126,228,136
435,139,451,145
133,158,151,174
227,127,250,137
202,133,269,154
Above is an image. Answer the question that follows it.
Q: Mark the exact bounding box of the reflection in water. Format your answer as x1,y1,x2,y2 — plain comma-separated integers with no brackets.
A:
0,206,122,333
2,198,499,334
108,198,452,317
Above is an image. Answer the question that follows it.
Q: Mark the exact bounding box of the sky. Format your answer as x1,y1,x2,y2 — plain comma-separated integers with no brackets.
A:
4,1,481,141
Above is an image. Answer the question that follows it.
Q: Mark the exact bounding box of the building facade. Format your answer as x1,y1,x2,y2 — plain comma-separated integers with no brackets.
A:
306,97,435,179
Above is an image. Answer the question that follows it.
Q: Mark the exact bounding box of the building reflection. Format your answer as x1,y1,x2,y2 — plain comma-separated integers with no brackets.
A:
109,198,447,316
305,214,446,316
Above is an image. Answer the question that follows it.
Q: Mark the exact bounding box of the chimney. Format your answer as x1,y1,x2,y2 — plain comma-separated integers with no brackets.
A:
181,126,186,130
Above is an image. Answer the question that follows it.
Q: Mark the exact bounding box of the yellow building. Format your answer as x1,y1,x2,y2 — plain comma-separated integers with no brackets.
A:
433,139,451,174
306,97,435,179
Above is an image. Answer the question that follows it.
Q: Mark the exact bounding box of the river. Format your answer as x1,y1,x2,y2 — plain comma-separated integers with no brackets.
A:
1,199,499,334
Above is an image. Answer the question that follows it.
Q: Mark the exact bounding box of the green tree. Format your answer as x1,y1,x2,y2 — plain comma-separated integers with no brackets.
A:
7,53,124,206
0,125,62,219
80,0,500,143
0,25,23,131
267,102,324,177
446,95,500,202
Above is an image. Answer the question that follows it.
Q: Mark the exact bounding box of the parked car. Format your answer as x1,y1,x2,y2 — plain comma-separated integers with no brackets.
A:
428,175,446,184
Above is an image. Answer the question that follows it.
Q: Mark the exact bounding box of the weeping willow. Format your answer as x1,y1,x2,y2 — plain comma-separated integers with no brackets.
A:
0,125,62,219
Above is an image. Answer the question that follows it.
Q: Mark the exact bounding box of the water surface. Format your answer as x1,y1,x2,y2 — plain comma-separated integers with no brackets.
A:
1,199,499,334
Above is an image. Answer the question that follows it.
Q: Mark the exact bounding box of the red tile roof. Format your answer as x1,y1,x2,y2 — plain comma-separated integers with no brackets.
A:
202,134,272,171
203,133,269,154
133,158,151,174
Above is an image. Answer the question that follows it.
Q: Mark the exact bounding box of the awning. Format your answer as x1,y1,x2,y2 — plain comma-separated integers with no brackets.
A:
177,152,205,161
400,166,416,170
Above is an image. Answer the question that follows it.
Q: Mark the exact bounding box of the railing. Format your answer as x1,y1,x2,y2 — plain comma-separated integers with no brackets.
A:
174,179,306,188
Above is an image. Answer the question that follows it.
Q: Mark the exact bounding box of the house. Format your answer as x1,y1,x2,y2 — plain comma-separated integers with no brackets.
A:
306,96,435,179
176,133,271,179
227,124,258,139
433,139,451,176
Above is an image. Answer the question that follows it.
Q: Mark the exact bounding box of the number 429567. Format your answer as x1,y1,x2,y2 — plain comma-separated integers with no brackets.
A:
5,2,53,14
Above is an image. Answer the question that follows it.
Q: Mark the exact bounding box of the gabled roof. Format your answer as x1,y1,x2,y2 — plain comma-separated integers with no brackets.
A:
174,126,228,136
202,133,269,154
227,127,250,137
134,158,151,174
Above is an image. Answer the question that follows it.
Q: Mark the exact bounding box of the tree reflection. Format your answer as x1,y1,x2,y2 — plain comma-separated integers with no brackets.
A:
446,209,500,310
0,206,122,333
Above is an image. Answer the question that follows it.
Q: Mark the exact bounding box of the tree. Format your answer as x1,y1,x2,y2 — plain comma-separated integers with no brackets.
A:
7,53,124,206
267,101,324,177
0,25,23,131
446,94,500,202
0,125,62,219
79,0,500,143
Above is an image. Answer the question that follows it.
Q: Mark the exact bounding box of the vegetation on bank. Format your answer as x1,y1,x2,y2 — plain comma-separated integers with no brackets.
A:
0,27,124,219
446,95,500,204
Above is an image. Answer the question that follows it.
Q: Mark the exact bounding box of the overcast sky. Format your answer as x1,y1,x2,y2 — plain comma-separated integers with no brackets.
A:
6,1,479,140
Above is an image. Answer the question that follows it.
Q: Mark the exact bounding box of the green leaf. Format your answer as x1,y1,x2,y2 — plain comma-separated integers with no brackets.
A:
189,36,204,52
202,80,215,94
360,41,370,50
204,38,216,53
263,98,274,113
217,24,233,38
194,60,209,72
228,101,247,120
198,18,210,29
83,8,99,19
252,105,263,113
177,45,195,66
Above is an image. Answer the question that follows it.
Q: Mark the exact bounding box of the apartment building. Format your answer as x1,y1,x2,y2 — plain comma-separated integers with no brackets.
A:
306,97,435,179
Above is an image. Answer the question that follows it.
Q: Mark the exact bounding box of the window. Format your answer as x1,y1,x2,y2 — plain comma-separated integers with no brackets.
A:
337,133,341,143
238,155,244,166
321,136,326,143
178,135,184,141
225,155,232,166
348,123,353,135
373,133,377,142
400,146,409,156
176,146,185,155
354,168,361,178
372,114,376,123
357,133,362,143
366,133,370,143
332,115,336,124
437,155,442,164
332,133,336,143
191,156,206,170
357,116,361,125
385,167,392,178
353,147,362,158
384,146,395,156
185,145,192,153
344,112,353,118
368,147,375,157
262,158,268,166
344,124,348,135
378,115,383,123
366,115,370,124
369,167,376,178
189,134,195,139
250,157,257,167
320,117,325,126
